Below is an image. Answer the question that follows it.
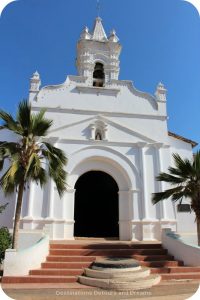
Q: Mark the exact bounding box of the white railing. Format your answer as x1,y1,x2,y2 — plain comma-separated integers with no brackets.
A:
162,228,200,266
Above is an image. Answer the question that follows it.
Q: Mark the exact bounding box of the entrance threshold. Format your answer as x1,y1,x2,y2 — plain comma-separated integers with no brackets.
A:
75,237,119,241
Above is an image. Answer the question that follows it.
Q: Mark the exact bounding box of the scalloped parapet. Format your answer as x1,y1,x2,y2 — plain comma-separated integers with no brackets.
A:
31,75,166,119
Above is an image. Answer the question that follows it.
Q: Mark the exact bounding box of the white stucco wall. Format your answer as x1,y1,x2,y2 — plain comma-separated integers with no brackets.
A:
162,228,200,266
3,234,49,276
0,76,196,240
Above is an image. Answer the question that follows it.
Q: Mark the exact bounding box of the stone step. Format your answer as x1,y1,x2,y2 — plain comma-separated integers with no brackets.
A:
50,243,162,250
30,268,84,276
151,267,200,274
46,255,181,267
141,260,183,267
84,266,150,279
42,259,181,270
129,255,174,261
41,262,92,269
46,255,96,262
2,275,77,284
78,274,161,290
49,249,167,256
4,242,192,286
161,273,200,280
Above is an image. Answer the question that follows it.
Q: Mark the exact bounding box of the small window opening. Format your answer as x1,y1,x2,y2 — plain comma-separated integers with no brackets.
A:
95,130,102,140
93,63,105,87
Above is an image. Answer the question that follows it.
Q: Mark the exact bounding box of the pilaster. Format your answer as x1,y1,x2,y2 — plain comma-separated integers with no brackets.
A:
137,142,149,220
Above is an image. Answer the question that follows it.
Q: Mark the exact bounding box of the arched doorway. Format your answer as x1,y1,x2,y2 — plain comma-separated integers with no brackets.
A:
74,171,119,238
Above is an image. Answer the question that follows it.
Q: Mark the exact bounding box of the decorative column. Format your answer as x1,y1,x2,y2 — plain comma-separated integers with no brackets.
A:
118,190,132,241
45,138,58,221
24,182,35,219
154,143,177,238
154,143,167,220
129,189,141,221
46,179,55,220
89,123,95,140
27,184,34,219
137,142,149,220
62,188,76,240
138,143,158,240
129,189,142,241
22,182,35,229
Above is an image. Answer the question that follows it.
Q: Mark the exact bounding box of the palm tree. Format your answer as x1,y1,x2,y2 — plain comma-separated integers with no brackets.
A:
152,152,200,246
0,100,67,249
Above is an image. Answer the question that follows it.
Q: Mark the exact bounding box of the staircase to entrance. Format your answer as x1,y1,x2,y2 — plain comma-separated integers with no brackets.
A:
2,241,200,284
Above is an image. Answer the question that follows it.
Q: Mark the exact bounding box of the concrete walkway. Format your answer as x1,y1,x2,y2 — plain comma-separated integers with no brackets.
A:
1,280,199,300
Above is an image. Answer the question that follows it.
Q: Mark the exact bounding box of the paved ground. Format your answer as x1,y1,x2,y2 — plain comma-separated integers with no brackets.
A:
1,281,199,300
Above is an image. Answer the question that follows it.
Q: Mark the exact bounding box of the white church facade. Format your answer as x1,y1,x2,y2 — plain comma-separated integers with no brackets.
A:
0,17,197,241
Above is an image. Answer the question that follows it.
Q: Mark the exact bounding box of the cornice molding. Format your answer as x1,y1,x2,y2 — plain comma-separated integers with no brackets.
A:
44,137,170,149
32,106,167,120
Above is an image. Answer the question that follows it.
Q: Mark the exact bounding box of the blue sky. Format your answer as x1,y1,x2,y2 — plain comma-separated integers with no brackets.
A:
0,0,200,148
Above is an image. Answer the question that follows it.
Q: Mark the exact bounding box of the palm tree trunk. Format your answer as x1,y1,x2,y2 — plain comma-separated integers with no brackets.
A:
197,219,200,247
12,180,25,249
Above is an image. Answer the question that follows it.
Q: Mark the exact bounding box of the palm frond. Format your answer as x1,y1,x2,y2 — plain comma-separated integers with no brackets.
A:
0,159,3,171
49,165,67,197
172,153,194,177
25,152,40,178
32,167,47,187
193,151,200,179
0,167,17,195
0,142,21,171
43,142,67,165
31,111,53,137
16,100,31,135
25,153,42,179
0,110,21,134
152,186,183,204
0,142,20,155
0,101,68,200
156,172,186,184
168,166,187,178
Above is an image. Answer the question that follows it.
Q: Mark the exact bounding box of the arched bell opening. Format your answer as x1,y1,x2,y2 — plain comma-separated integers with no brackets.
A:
93,62,105,87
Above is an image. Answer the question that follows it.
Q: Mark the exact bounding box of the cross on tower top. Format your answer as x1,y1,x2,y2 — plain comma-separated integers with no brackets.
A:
96,0,100,17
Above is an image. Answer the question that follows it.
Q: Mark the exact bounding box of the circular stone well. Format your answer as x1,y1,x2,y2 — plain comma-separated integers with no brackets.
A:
92,258,140,269
78,257,161,290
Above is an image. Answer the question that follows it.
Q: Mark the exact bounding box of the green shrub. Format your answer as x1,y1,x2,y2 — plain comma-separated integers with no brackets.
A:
0,227,12,264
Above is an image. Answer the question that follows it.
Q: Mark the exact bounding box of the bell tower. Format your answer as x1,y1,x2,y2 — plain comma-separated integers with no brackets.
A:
76,17,122,87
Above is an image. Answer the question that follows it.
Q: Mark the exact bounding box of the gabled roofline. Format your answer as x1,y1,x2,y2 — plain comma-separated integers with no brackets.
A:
168,131,198,148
